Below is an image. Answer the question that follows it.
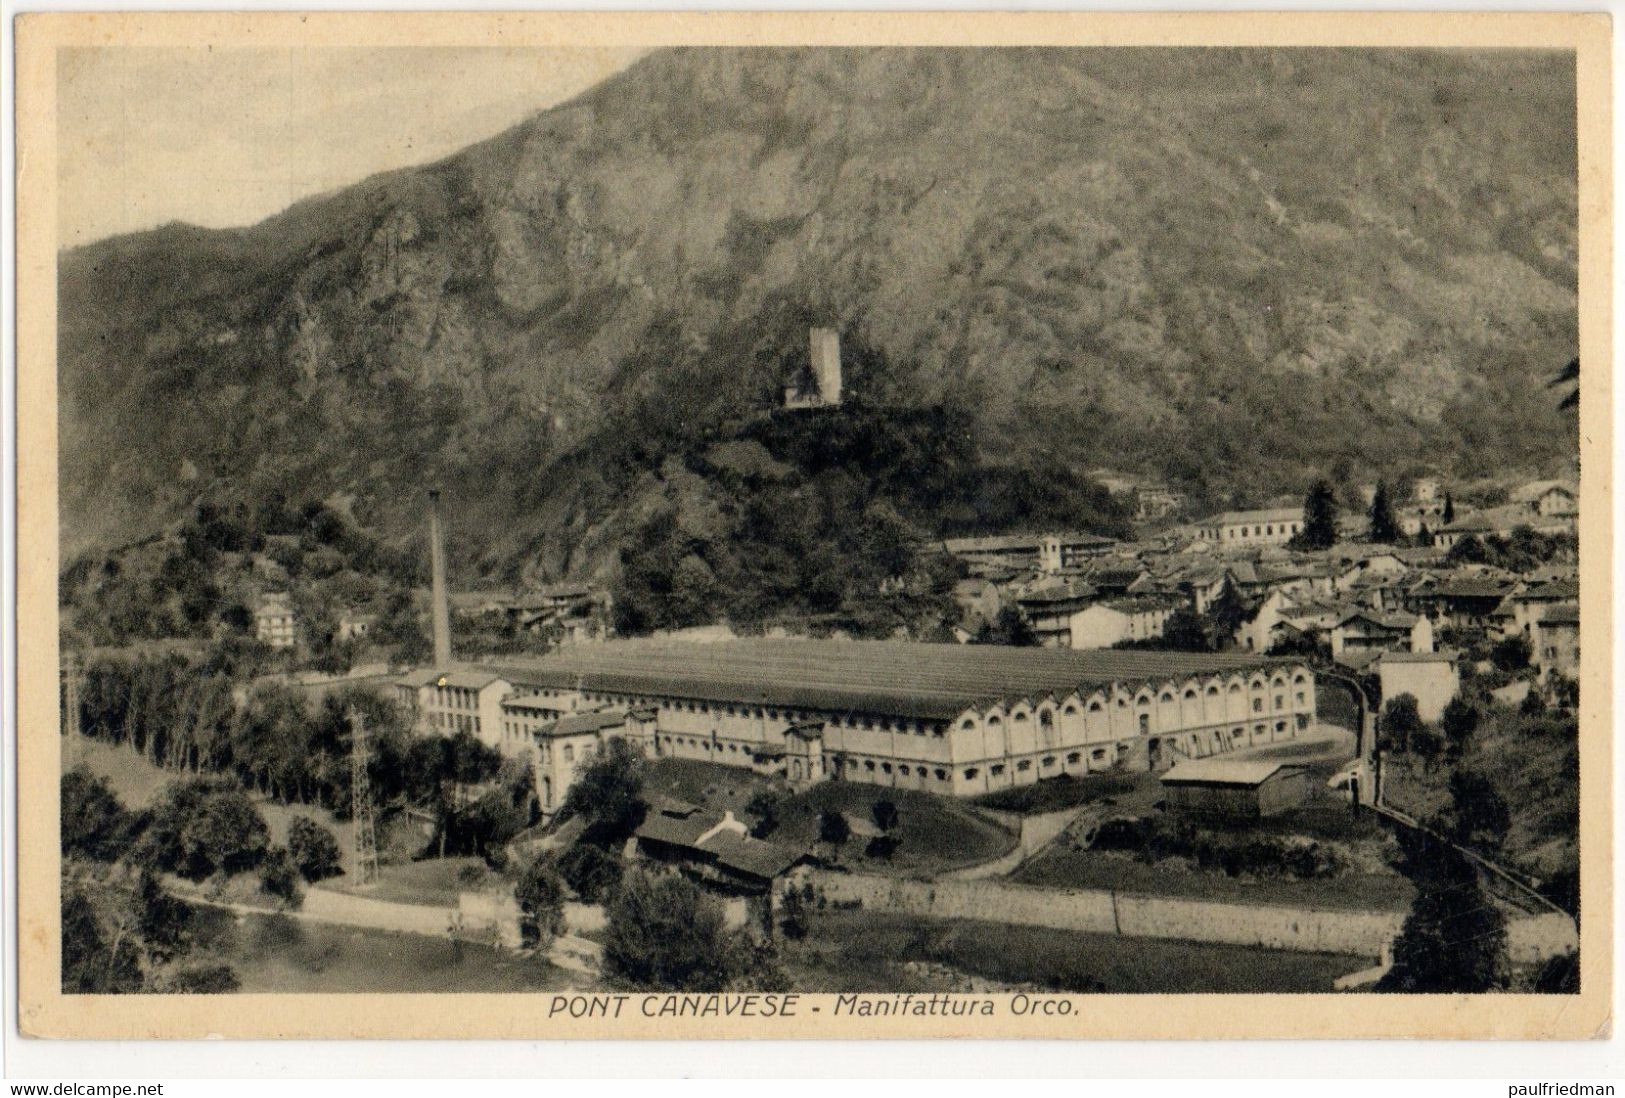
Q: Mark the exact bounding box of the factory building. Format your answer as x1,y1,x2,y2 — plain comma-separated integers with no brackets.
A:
393,490,1317,810
1194,507,1305,548
478,638,1317,798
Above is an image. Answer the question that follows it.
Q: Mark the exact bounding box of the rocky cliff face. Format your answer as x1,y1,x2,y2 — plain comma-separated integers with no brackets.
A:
58,47,1579,580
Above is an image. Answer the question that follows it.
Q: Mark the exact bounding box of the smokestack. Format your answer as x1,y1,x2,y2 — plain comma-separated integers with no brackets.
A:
810,327,842,405
428,490,452,668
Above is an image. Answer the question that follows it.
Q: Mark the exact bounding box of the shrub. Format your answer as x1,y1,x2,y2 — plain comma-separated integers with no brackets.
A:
61,768,136,861
744,790,785,839
1380,694,1423,754
1441,697,1481,758
514,855,567,948
559,841,624,904
162,965,242,994
258,846,302,905
1087,815,1347,880
602,871,735,991
143,780,270,881
560,739,647,842
286,816,342,882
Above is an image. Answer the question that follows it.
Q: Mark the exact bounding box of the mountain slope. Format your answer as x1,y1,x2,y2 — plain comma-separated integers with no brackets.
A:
58,47,1579,582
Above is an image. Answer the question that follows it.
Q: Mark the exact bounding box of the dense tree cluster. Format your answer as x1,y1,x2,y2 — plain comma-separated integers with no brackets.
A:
1444,527,1575,571
601,870,785,992
1377,829,1508,993
61,499,422,653
73,656,530,860
287,816,343,882
1367,480,1400,544
1291,479,1340,551
605,337,1131,638
59,771,266,994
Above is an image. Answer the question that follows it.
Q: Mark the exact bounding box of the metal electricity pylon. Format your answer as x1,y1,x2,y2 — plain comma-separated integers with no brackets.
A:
349,706,380,887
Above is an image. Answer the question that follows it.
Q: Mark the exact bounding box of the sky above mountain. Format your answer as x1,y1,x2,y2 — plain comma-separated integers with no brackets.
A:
56,46,645,248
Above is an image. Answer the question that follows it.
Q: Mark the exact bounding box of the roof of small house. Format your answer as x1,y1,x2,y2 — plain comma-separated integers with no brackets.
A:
1430,577,1519,600
1513,480,1577,502
1160,759,1301,787
702,831,807,880
1376,650,1458,665
1334,650,1384,672
1017,580,1097,606
1541,603,1581,626
1202,507,1303,527
634,809,716,848
1334,608,1420,630
504,692,564,712
1517,580,1580,602
537,710,626,738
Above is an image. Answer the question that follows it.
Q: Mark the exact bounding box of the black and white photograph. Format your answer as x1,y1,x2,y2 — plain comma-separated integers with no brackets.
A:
12,11,1611,1045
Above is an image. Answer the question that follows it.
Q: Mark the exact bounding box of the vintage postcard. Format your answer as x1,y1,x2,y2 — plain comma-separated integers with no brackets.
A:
12,11,1613,1041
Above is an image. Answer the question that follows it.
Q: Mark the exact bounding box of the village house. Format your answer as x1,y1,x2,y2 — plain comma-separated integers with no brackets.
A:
633,805,809,897
1506,579,1580,639
1375,650,1461,723
1334,550,1408,590
1514,480,1579,518
1065,596,1182,650
1135,486,1185,521
944,531,1115,575
1193,507,1305,548
1530,603,1580,681
1160,759,1311,822
526,709,653,817
1434,503,1574,549
1329,608,1433,661
951,577,1005,633
783,327,844,410
1016,580,1099,646
336,610,374,643
1082,565,1152,598
1405,575,1520,630
254,593,297,649
1235,588,1294,653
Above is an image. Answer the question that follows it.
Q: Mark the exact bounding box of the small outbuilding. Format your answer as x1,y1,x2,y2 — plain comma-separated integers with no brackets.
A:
1159,759,1310,822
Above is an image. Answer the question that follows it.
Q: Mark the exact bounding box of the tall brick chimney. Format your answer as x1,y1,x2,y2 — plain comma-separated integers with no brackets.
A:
810,327,842,405
428,489,452,668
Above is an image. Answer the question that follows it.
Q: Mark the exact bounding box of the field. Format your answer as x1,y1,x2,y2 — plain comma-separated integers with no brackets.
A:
67,734,365,872
66,734,473,893
1011,844,1414,912
1011,768,1412,913
785,908,1367,994
188,907,569,993
322,856,501,908
971,771,1152,816
645,758,1018,875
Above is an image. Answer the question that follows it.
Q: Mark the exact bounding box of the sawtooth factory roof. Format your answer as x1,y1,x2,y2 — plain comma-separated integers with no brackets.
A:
484,638,1299,722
